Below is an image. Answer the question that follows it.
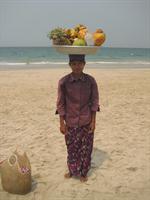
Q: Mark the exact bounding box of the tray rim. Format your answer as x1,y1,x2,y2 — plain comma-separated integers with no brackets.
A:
52,45,100,48
52,45,101,55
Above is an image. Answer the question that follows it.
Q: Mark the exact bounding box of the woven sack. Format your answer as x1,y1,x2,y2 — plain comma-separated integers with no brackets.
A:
0,150,31,194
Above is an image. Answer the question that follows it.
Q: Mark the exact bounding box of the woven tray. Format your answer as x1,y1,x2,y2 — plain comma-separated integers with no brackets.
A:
52,45,100,55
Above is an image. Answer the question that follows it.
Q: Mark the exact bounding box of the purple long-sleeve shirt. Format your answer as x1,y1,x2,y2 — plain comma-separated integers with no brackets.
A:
56,72,100,128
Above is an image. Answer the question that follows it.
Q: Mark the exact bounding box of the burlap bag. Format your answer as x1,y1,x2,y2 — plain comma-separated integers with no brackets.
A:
0,150,32,194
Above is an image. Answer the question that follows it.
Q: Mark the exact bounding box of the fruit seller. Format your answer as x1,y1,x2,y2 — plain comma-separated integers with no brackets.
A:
55,54,100,182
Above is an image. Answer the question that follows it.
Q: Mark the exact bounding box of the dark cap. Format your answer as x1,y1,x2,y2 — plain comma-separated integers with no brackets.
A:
69,54,85,62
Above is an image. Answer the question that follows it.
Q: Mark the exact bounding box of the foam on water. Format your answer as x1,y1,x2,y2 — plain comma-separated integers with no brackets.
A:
0,47,149,67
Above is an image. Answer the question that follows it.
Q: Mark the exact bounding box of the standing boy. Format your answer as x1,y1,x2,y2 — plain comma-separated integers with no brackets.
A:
56,54,100,182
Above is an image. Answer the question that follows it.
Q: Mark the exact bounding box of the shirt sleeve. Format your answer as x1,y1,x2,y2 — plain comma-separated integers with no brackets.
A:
55,79,66,116
90,77,100,112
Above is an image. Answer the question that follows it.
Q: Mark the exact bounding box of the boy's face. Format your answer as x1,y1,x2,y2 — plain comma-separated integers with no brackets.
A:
69,61,85,75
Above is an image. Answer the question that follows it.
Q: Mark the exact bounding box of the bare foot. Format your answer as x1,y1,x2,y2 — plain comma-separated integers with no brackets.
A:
64,172,72,179
80,176,88,182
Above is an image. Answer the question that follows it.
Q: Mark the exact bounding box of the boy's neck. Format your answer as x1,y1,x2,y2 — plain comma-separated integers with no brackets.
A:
72,72,83,79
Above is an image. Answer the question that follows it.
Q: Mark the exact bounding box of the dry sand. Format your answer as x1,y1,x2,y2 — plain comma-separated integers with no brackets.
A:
0,66,150,200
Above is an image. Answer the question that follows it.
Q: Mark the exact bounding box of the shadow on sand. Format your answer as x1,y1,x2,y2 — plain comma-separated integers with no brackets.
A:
31,178,38,192
89,147,109,176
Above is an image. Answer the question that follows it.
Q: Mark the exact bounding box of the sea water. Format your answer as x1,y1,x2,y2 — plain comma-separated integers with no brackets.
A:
0,47,149,67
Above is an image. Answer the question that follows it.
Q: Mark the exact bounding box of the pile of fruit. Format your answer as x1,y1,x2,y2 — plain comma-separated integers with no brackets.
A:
47,24,106,46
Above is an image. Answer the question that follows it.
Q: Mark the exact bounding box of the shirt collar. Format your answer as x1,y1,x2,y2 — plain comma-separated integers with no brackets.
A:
69,73,86,82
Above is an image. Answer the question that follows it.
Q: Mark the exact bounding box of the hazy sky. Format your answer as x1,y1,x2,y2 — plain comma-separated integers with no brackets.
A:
0,0,150,48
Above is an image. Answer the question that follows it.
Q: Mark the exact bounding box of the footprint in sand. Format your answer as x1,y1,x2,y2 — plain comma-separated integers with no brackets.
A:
126,167,138,172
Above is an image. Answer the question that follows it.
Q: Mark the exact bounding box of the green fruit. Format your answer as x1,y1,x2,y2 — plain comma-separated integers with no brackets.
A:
48,27,67,40
73,39,87,46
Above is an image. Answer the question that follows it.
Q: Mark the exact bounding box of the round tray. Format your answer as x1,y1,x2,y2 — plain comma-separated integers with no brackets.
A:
52,45,100,55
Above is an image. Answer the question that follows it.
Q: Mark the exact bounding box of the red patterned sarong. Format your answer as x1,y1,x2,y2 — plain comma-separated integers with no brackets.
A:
65,124,94,177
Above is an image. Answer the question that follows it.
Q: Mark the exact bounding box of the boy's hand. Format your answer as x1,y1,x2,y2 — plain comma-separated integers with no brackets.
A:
89,121,95,133
59,116,67,135
89,111,96,133
60,123,68,135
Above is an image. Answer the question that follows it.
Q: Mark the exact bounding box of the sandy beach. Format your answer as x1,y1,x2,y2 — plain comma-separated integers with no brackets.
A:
0,66,150,200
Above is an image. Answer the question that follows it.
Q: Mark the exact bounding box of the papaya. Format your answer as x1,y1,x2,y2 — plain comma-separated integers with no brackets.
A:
93,31,106,46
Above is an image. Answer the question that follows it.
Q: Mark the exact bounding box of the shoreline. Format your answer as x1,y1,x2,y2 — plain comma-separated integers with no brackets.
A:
0,63,150,71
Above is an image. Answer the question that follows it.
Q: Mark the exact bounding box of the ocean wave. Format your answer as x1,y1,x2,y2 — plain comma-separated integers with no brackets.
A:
30,61,67,65
87,61,150,65
0,61,67,65
0,61,150,66
0,62,27,66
